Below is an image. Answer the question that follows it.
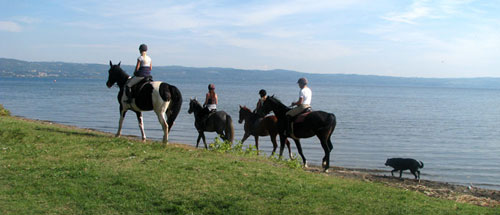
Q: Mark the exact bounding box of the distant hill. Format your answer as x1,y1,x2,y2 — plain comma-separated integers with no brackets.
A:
1,58,500,89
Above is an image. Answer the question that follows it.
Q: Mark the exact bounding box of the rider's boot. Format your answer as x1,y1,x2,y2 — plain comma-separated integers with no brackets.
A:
285,115,292,137
124,86,133,104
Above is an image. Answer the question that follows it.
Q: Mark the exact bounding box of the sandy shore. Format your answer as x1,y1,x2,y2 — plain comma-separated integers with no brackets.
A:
10,116,500,208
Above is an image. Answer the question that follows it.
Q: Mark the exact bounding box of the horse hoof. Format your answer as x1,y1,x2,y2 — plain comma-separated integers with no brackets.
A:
304,163,309,168
324,169,329,173
115,134,121,137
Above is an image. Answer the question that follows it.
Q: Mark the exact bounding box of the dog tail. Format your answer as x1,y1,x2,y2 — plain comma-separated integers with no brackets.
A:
419,160,424,168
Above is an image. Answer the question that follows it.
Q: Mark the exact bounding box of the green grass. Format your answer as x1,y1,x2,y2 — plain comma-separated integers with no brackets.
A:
0,115,498,214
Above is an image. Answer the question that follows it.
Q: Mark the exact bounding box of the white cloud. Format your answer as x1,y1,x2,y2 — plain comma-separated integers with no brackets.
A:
0,21,22,32
381,0,478,24
382,0,434,24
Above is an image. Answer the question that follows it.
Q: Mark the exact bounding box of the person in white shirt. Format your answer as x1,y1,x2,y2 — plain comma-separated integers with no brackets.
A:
285,77,312,136
125,44,152,103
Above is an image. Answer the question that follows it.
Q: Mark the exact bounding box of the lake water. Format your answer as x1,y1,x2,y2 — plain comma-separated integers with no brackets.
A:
1,78,499,190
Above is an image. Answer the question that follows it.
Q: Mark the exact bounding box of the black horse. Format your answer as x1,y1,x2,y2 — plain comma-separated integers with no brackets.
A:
259,96,336,172
106,61,182,143
188,98,234,148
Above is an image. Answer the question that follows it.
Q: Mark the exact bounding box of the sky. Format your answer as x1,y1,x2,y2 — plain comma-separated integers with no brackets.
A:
1,0,499,78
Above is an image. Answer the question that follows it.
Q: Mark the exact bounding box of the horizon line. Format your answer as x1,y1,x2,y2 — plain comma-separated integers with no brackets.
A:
1,57,499,80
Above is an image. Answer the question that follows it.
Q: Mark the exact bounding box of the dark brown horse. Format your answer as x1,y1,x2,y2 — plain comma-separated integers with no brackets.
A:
259,96,336,172
238,106,292,158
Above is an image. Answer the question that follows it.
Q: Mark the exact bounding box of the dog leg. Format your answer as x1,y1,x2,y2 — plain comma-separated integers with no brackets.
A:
411,170,418,180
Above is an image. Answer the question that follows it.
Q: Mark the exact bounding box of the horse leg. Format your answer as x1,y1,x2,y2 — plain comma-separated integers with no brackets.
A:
286,139,294,160
254,136,260,155
319,136,331,172
155,111,169,144
196,133,202,148
116,108,127,137
201,132,208,149
241,132,250,144
270,133,278,155
293,139,307,168
278,134,287,159
134,111,146,141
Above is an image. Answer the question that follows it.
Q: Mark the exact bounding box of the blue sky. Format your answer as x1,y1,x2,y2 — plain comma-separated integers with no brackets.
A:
1,0,499,78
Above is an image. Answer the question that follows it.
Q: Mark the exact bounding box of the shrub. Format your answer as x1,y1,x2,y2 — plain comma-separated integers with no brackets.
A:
209,136,301,169
0,104,10,116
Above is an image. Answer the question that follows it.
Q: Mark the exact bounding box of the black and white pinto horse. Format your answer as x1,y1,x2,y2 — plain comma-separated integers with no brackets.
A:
106,61,182,143
259,96,336,172
188,98,234,149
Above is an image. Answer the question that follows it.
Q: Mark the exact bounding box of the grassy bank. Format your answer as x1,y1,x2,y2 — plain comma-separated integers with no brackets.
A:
0,115,498,214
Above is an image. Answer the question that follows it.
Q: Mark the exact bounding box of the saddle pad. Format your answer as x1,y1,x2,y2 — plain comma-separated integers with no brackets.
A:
132,79,152,97
294,111,312,124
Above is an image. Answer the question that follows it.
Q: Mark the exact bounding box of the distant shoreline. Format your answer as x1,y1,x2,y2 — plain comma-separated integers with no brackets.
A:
3,58,500,90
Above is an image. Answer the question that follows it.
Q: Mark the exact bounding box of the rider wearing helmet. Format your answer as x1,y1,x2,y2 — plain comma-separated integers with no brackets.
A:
125,44,152,103
285,77,312,136
254,89,268,113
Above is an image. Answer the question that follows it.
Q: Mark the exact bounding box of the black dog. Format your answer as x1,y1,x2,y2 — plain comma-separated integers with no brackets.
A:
385,158,424,180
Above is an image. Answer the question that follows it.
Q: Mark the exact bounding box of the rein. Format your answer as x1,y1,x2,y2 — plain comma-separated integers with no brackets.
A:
266,97,290,117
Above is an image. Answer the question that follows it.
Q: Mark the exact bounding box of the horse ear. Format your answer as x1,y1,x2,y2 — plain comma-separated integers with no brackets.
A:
109,60,112,67
239,105,242,108
118,61,121,67
194,97,197,101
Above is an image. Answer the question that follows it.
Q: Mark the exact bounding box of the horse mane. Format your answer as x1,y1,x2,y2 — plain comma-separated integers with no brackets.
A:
241,106,252,112
268,95,281,103
267,95,290,111
112,65,130,77
268,96,286,107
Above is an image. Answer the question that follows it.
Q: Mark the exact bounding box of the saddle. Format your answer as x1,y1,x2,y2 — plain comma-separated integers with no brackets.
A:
131,76,153,98
196,108,217,129
289,108,312,139
291,108,312,124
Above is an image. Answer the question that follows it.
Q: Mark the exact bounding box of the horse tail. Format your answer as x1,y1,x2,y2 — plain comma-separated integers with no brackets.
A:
225,114,235,144
330,113,337,131
165,84,183,132
327,113,336,151
419,161,424,168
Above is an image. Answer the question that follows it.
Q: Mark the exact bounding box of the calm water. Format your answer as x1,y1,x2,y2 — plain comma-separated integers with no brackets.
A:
1,78,499,190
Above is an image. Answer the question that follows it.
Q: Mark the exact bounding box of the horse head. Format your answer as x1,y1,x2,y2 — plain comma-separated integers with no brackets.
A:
259,95,290,116
106,61,125,88
259,95,274,116
188,98,202,114
238,105,252,124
